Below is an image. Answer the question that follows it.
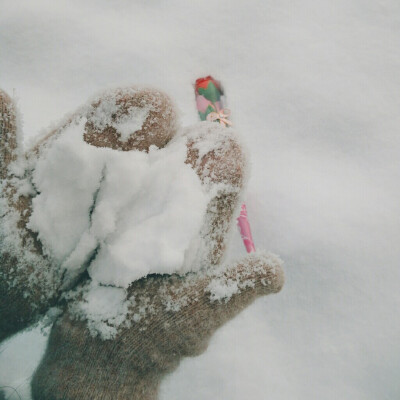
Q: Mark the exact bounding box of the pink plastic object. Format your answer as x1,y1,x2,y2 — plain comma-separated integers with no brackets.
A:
194,75,256,253
237,204,256,253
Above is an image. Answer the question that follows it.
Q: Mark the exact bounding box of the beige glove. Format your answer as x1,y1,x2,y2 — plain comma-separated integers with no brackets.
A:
0,87,284,399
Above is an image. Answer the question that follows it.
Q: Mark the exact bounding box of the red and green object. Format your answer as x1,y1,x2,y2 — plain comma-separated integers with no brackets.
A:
194,76,256,253
195,76,225,121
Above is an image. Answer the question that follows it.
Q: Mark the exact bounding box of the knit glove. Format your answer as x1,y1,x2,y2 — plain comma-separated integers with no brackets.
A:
0,87,284,400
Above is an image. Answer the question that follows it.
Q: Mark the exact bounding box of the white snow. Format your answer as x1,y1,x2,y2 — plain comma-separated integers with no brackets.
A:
87,95,150,142
28,118,211,288
207,278,240,303
1,0,400,399
68,282,132,339
112,107,150,142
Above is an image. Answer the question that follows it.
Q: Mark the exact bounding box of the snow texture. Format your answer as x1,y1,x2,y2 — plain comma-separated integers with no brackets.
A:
28,118,211,288
1,0,400,399
206,251,281,303
67,282,132,339
88,98,150,143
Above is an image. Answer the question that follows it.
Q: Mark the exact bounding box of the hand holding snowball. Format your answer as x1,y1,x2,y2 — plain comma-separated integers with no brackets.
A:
0,86,284,399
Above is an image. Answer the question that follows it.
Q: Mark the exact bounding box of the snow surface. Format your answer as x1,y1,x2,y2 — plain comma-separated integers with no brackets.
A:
1,0,400,399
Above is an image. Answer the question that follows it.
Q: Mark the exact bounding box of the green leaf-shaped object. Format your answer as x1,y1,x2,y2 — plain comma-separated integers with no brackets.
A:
198,81,221,103
199,104,218,121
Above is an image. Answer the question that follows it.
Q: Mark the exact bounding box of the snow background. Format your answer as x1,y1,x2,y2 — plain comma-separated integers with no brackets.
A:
1,0,399,398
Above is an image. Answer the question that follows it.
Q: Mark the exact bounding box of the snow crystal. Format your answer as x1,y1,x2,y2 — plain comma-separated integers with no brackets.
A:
206,278,240,303
112,106,150,142
87,94,151,143
68,282,132,339
206,252,282,302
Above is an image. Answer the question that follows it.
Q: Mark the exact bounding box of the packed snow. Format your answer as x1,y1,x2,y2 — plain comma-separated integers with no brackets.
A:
28,116,211,288
1,0,400,399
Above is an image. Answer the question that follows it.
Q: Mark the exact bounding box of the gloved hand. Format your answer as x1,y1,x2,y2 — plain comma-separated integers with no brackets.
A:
0,87,284,399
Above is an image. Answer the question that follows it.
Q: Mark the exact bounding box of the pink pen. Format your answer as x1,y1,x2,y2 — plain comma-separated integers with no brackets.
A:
194,76,256,253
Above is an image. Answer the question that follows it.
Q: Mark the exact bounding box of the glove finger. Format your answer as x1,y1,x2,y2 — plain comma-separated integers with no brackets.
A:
31,86,178,156
0,89,59,342
184,122,247,265
84,87,178,152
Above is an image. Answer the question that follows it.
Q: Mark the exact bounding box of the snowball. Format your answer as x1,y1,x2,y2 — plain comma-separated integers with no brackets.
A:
28,118,212,289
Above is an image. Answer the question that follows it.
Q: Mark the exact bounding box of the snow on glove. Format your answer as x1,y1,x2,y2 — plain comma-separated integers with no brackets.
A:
0,88,60,342
32,253,283,400
0,87,178,341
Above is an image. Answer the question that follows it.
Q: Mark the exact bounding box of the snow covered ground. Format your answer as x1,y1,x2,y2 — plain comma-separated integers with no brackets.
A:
1,0,399,398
